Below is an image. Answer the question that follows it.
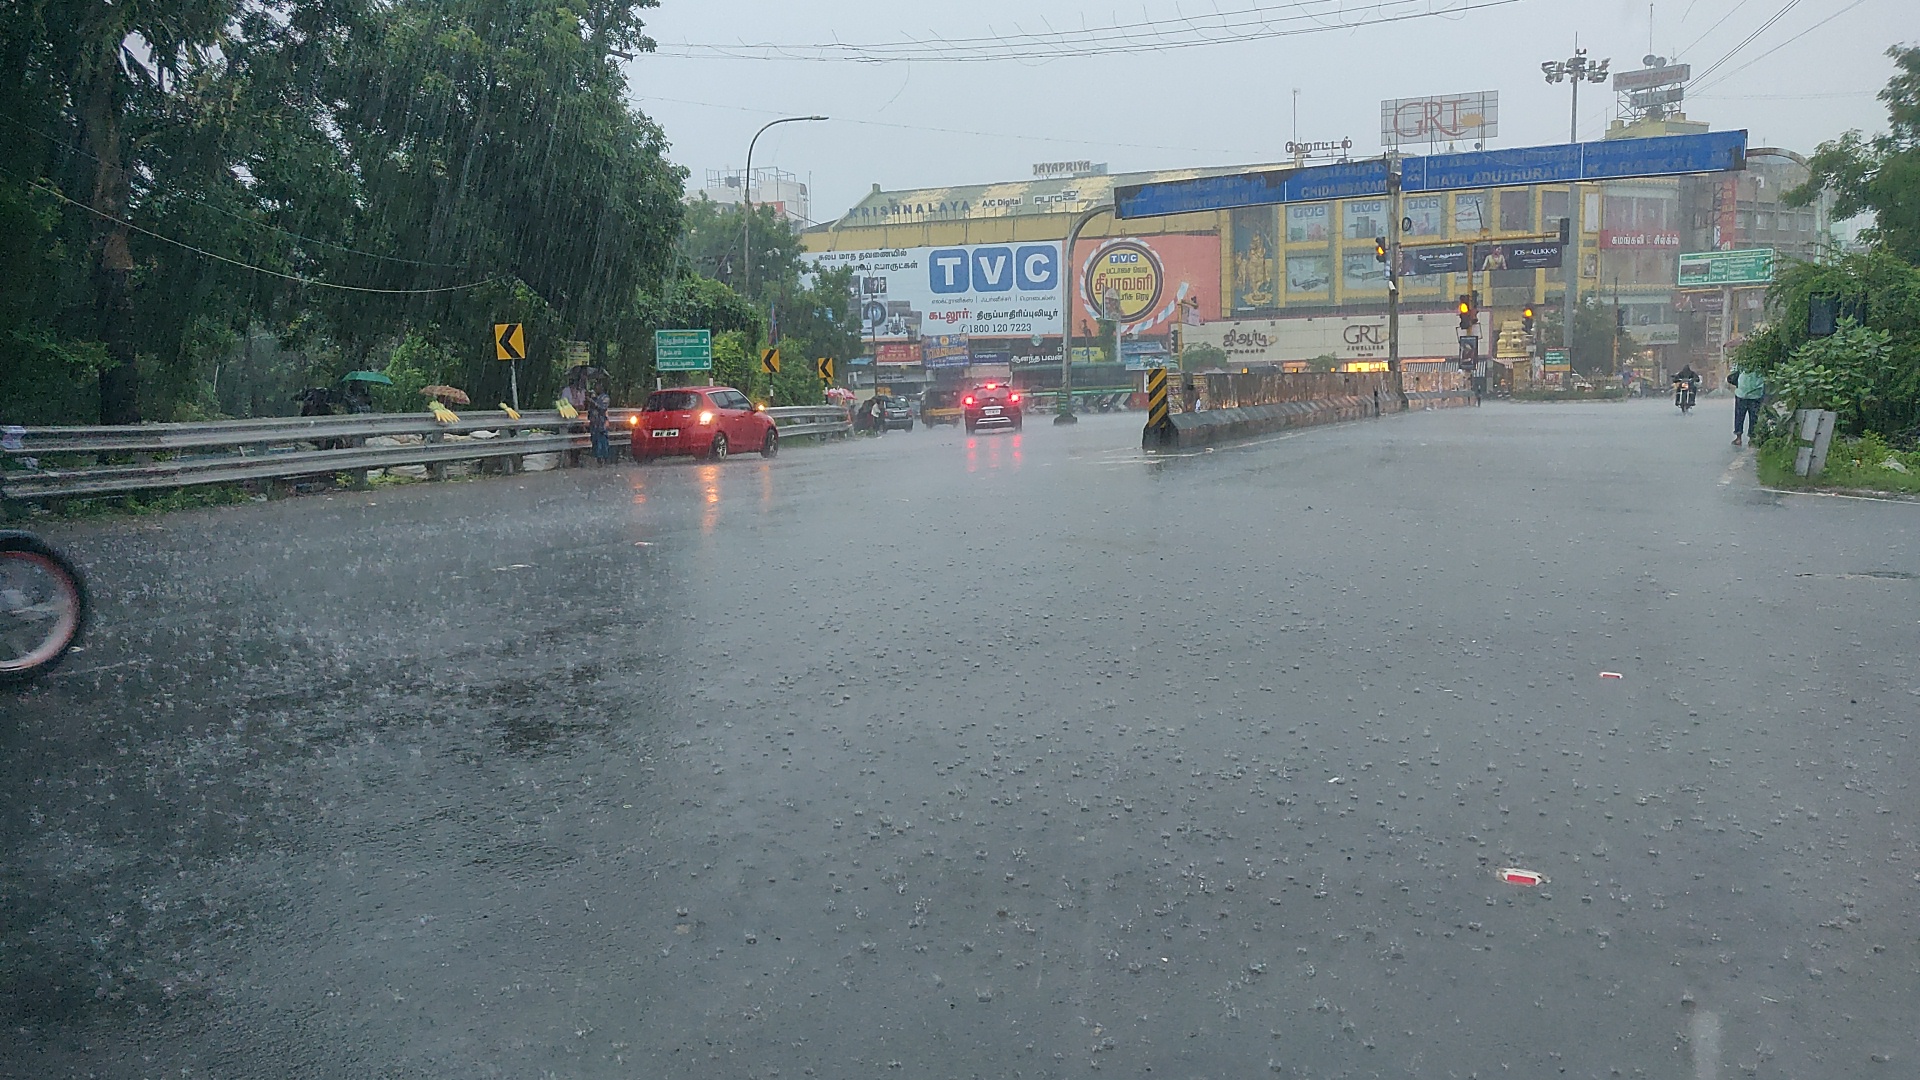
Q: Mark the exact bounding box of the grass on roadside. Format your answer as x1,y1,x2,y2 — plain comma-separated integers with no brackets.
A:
1756,432,1920,495
5,483,258,522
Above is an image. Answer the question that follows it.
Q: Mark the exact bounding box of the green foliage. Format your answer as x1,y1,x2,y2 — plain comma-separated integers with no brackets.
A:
677,196,808,300
1181,343,1228,371
1787,45,1920,264
707,331,753,393
0,0,689,426
1537,300,1637,376
1765,320,1890,428
1757,431,1920,494
379,331,464,412
1731,249,1920,437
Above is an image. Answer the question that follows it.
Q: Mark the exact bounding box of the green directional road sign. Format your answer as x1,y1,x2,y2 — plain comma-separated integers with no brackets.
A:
654,329,712,372
1543,349,1570,373
1677,248,1773,288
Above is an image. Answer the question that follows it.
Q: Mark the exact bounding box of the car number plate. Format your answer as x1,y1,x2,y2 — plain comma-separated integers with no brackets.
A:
652,428,680,438
983,406,1001,415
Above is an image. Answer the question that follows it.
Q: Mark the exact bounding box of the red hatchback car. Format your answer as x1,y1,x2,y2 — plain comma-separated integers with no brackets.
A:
630,386,778,462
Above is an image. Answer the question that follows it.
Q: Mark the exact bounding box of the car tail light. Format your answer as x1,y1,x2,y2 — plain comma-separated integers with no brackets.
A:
1010,393,1021,403
698,410,715,425
627,414,639,426
963,396,975,406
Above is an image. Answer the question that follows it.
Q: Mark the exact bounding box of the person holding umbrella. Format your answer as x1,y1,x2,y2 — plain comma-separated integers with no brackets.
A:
340,370,392,412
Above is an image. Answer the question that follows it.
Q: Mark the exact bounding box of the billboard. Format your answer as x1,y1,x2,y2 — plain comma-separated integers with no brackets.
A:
1612,63,1689,92
1188,312,1486,364
1230,207,1280,312
875,342,922,366
1070,233,1221,334
922,334,970,368
1399,241,1562,276
810,244,1064,343
1381,91,1499,147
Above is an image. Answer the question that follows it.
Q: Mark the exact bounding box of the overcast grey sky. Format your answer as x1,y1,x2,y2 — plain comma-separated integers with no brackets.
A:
623,0,1907,222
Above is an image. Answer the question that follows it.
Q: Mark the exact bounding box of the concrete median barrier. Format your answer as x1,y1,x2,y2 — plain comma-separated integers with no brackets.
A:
1160,390,1475,450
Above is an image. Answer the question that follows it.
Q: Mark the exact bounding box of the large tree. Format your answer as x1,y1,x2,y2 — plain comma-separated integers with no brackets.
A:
8,0,241,423
1788,45,1920,265
0,0,690,424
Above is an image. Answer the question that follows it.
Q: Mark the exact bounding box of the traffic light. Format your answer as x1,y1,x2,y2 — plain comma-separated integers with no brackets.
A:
1521,306,1536,334
1616,307,1628,333
1457,294,1475,331
1558,216,1571,245
1374,236,1388,264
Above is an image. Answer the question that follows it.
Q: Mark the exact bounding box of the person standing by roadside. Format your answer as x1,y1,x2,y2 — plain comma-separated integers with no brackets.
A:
586,385,613,463
1730,364,1766,446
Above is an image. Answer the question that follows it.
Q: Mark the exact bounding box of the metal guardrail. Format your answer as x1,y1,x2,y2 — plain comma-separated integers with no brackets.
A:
2,402,853,501
763,404,853,439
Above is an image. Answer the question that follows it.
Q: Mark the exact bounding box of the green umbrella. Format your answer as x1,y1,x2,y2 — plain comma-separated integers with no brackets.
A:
342,370,394,385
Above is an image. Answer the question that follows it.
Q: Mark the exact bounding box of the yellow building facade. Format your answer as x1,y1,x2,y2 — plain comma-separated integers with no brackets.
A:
806,169,1602,332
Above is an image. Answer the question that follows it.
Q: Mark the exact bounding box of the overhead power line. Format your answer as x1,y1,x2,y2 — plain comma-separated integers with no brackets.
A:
9,168,502,295
652,0,1524,64
1688,0,1874,97
1685,0,1802,88
636,94,1255,157
0,111,469,270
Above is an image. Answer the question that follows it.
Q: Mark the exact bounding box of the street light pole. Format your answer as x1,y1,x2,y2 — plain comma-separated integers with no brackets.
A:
1057,203,1114,425
1385,152,1406,409
742,115,827,298
742,115,826,397
1541,48,1609,356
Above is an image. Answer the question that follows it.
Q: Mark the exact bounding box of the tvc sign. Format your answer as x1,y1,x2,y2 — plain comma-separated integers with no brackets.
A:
928,246,1058,294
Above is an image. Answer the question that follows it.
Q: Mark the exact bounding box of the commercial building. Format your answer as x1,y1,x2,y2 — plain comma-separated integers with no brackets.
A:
801,115,1832,392
702,166,812,226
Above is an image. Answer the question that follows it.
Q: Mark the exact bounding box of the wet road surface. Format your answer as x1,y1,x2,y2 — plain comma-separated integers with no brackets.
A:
4,402,1918,1078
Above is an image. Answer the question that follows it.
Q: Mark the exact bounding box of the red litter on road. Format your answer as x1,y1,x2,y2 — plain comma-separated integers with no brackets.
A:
1599,671,1624,679
1497,867,1547,887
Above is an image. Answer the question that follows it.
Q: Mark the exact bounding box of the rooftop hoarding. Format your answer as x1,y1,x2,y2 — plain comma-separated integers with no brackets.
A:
810,244,1064,344
1380,91,1499,148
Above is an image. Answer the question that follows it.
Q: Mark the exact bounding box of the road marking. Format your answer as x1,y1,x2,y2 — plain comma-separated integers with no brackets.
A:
1690,1010,1721,1079
1773,489,1920,505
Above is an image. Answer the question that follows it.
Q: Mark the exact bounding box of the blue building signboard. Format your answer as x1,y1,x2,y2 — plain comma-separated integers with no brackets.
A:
1114,131,1748,219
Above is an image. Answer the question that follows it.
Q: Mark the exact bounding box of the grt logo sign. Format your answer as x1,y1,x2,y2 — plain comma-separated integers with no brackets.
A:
928,246,1058,294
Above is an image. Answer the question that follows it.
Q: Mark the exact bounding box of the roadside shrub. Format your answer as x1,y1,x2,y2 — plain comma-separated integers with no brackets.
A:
1765,320,1890,431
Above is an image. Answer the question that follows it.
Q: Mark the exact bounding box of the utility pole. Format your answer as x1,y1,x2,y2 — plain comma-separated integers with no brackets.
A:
1542,47,1609,356
1384,152,1406,407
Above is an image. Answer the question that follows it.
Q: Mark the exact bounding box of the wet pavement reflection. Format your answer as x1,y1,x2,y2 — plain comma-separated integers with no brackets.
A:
3,406,1917,1079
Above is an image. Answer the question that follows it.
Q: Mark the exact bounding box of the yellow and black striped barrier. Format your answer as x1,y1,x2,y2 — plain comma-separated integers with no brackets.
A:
1143,365,1174,449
